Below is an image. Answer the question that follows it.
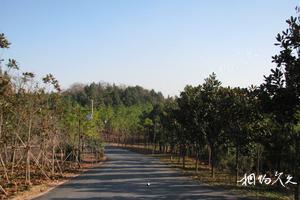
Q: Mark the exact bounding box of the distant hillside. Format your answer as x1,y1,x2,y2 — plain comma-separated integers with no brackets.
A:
63,82,165,107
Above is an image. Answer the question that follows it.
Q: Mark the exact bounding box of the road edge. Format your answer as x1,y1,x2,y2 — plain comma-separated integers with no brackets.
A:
10,156,107,200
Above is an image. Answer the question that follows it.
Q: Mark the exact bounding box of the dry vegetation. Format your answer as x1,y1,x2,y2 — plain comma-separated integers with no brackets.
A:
0,33,104,199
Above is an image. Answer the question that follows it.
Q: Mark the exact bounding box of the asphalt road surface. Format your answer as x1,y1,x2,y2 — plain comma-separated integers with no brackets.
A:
34,146,249,200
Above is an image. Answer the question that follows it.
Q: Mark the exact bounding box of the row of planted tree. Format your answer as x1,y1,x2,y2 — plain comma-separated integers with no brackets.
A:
0,31,167,197
0,34,106,196
0,12,299,200
111,15,300,199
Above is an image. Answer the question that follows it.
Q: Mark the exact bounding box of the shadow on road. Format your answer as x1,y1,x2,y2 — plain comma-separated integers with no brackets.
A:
34,146,250,200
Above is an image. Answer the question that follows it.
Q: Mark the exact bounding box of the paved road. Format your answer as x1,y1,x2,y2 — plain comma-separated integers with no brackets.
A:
34,146,248,200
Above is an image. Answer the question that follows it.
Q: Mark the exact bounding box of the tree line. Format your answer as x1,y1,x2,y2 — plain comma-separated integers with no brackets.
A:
0,33,108,196
59,13,299,199
0,31,165,196
60,13,300,199
102,14,299,199
0,10,299,200
65,82,164,107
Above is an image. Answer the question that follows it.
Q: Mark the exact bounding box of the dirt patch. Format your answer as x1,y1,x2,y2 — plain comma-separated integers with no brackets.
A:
3,156,107,200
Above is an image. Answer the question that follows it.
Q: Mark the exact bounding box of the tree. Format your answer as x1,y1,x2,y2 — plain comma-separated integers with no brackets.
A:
261,11,300,199
200,73,224,178
222,87,256,184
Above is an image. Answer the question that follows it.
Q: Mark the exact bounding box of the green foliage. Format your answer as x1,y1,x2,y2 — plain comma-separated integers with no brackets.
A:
0,33,10,49
65,82,164,107
1,10,300,198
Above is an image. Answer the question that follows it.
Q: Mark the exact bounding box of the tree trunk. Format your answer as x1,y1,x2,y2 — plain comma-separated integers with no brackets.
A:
208,145,211,167
10,140,16,175
294,136,299,200
52,143,55,175
177,145,181,163
3,142,8,164
26,118,32,185
77,118,81,163
144,134,147,148
182,145,186,169
0,109,2,139
60,148,63,162
210,146,215,178
152,127,157,155
235,145,239,185
195,150,199,174
25,147,30,184
170,144,174,161
0,153,9,182
256,146,260,175
41,133,46,167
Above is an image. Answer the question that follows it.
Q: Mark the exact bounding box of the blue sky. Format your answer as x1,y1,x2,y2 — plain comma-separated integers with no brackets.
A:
0,0,298,96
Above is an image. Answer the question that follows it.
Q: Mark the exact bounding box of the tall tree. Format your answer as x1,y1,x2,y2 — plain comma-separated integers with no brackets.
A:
261,11,300,199
201,73,224,178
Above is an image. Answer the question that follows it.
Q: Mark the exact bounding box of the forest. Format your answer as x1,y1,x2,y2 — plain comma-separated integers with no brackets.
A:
0,10,300,200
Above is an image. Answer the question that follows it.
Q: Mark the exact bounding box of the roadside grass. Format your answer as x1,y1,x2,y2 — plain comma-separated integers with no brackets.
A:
119,144,293,200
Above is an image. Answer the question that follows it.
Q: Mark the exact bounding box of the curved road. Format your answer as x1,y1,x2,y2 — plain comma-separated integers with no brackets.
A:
34,146,248,200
